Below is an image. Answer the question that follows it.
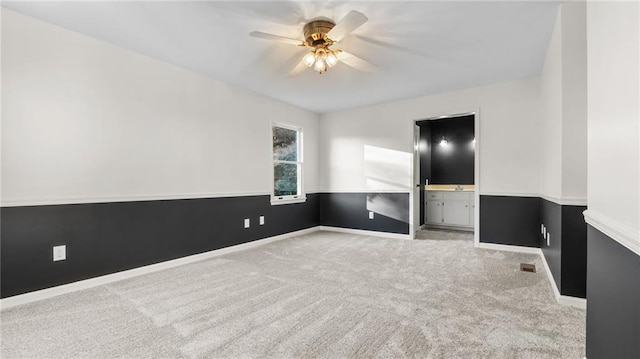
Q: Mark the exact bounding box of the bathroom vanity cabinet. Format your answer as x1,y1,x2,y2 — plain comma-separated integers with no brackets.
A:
425,190,475,230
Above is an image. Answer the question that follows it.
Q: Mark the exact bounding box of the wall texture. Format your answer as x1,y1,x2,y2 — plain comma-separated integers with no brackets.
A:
586,226,640,358
319,74,541,245
319,193,410,234
1,9,322,298
584,1,640,356
539,1,588,204
479,196,540,248
319,78,541,196
1,9,320,206
1,195,320,298
586,1,639,236
540,7,564,201
560,1,588,201
535,1,588,300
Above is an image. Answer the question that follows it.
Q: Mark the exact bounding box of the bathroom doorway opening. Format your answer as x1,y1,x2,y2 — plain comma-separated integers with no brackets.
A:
411,112,479,246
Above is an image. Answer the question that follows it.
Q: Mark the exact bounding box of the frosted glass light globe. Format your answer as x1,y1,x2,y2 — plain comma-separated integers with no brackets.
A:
303,52,316,67
313,58,327,72
326,52,338,67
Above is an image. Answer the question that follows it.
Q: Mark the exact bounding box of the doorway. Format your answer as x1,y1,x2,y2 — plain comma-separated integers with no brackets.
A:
411,112,480,246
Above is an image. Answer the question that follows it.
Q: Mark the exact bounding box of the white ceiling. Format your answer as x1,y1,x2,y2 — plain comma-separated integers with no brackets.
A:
3,1,562,113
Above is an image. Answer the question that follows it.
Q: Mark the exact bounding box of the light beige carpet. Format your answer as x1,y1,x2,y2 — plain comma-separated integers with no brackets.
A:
415,228,474,241
1,230,585,358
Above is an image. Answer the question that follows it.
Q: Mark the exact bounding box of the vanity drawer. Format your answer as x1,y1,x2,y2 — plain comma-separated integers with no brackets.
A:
443,192,471,201
426,191,443,200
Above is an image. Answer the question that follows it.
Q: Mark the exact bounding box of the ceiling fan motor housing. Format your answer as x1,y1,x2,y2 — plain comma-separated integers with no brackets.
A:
303,20,335,46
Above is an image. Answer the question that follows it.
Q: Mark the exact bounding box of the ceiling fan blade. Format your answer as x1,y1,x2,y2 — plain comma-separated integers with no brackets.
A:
249,31,304,46
326,10,368,42
353,35,429,58
337,51,377,72
288,58,309,77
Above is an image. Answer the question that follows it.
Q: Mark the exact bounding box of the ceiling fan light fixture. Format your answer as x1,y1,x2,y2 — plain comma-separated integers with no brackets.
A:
303,47,340,74
326,52,338,67
315,48,327,59
250,10,373,76
313,58,327,73
303,52,316,67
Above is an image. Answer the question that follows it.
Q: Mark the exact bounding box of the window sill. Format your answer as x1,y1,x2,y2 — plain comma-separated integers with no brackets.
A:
270,196,307,206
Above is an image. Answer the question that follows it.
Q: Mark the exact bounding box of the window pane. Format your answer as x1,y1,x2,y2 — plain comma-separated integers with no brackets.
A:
274,163,298,197
273,126,298,161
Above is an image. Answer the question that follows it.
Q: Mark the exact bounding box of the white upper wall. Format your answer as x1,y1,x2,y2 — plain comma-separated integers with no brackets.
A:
539,1,588,203
586,1,639,238
560,1,587,202
540,8,564,200
320,77,542,195
1,9,320,206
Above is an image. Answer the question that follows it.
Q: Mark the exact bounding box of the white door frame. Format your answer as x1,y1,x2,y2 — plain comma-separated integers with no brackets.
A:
409,109,480,248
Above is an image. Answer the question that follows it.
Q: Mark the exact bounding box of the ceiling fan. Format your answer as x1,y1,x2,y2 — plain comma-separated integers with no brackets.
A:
250,10,376,75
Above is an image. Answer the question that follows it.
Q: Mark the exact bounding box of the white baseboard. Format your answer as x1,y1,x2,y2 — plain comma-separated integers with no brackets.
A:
0,227,319,310
318,226,411,240
557,295,587,309
538,248,587,309
475,242,542,254
1,226,585,310
476,242,586,309
538,247,562,300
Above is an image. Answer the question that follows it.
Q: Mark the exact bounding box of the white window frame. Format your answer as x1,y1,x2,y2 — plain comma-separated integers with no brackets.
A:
271,122,306,205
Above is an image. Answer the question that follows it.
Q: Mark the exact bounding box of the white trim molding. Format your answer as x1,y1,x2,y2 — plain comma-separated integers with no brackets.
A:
270,122,306,206
0,227,319,310
478,192,588,207
539,247,587,309
475,242,542,254
583,210,640,256
557,295,587,309
540,194,588,206
1,191,323,208
479,192,540,198
2,225,586,310
316,189,411,194
0,191,272,208
318,226,411,240
538,246,561,300
0,226,413,309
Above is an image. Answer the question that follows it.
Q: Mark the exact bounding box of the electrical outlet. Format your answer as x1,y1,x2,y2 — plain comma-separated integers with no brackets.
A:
547,232,550,246
259,216,265,225
244,218,250,228
368,211,374,220
541,224,544,234
53,245,66,261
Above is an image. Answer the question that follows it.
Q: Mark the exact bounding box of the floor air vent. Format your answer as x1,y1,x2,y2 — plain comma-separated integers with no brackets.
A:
520,263,536,273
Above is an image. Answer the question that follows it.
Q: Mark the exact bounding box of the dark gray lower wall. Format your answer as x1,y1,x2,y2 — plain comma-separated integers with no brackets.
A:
319,192,410,235
1,194,320,298
539,199,587,299
479,195,541,247
480,195,586,299
1,191,587,301
541,199,562,290
586,225,640,358
560,205,587,298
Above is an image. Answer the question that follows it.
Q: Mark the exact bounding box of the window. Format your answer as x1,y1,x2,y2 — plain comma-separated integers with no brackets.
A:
271,123,305,205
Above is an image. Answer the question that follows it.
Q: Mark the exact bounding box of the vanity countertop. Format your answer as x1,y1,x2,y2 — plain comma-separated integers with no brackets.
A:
425,185,475,192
